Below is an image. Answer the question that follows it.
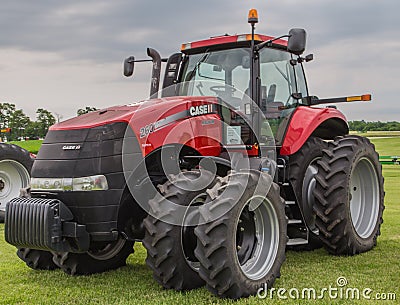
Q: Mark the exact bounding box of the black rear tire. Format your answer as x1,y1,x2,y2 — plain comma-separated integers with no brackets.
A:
142,170,216,291
194,170,287,299
0,144,33,222
17,248,58,270
53,238,134,275
313,136,384,255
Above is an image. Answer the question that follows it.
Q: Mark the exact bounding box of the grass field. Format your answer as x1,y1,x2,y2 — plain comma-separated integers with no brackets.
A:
1,137,399,304
369,137,400,157
350,131,400,138
8,140,43,155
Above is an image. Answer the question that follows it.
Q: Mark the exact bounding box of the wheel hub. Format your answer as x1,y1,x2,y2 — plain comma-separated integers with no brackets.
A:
237,196,280,280
236,208,256,264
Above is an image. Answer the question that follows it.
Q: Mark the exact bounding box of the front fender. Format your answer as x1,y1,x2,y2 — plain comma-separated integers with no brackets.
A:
280,106,348,155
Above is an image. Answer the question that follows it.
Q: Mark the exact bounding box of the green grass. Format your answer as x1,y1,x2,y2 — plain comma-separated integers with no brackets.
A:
8,140,43,154
369,137,400,156
350,131,400,137
1,137,399,304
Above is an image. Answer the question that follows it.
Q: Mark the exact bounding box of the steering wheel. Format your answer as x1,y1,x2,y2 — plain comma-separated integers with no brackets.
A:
210,85,236,95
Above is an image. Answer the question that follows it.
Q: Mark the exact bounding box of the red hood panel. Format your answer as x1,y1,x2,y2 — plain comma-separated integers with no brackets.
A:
50,96,216,131
51,109,134,130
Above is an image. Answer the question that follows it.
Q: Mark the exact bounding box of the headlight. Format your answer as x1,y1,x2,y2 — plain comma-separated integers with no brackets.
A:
72,176,108,191
30,175,108,192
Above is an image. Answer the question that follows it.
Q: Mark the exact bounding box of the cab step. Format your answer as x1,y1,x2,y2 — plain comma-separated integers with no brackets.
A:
288,219,302,225
287,238,308,246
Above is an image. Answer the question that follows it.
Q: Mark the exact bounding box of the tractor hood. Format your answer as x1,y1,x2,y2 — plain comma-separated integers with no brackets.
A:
50,96,218,131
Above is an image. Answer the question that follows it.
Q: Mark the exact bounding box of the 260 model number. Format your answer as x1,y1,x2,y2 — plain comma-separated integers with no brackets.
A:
139,123,155,138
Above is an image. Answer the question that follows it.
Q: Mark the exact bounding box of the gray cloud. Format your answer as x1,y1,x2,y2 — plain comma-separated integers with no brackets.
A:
1,1,396,56
0,0,398,121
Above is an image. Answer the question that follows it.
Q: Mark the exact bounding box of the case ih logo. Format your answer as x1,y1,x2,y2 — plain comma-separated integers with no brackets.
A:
189,104,214,117
62,145,81,150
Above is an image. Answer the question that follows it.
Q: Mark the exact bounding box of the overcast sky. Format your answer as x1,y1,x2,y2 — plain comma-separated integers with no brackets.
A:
0,0,398,121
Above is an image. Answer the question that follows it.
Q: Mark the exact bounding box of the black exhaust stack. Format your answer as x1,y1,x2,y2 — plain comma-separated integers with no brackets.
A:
147,48,161,98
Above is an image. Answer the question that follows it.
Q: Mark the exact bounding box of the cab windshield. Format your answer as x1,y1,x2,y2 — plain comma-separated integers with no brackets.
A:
179,48,251,100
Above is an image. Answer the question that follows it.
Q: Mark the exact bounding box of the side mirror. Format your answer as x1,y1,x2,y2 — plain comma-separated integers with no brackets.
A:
123,56,135,77
287,28,306,55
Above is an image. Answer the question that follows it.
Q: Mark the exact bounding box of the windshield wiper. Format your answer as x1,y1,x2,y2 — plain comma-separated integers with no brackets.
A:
273,62,291,85
187,51,211,81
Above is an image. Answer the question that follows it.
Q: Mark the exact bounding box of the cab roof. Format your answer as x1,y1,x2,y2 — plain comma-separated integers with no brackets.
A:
181,34,288,54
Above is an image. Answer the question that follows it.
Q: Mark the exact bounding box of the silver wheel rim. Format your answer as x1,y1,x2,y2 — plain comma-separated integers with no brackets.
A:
302,157,319,211
301,156,320,229
349,157,380,238
0,160,30,209
88,238,126,260
237,195,279,280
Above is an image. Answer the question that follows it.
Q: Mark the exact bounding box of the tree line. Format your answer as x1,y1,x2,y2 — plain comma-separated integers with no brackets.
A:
348,121,400,132
0,103,97,141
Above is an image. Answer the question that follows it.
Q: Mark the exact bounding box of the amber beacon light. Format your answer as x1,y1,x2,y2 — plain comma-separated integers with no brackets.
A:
248,9,258,24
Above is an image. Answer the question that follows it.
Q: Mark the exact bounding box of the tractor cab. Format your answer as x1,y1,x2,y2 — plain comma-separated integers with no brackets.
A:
178,34,309,116
176,34,310,142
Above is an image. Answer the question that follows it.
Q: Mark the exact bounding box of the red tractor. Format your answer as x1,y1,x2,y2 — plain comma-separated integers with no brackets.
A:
5,9,384,299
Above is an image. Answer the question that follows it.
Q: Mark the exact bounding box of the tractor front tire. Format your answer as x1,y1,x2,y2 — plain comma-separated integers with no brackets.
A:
313,136,384,255
142,170,217,291
53,238,134,275
17,248,58,270
194,170,287,299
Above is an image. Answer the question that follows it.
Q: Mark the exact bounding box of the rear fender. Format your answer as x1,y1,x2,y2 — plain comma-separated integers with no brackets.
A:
280,106,348,155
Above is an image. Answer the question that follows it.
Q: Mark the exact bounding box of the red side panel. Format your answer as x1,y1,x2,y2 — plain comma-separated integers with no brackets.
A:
137,98,222,157
280,106,347,155
188,113,222,156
